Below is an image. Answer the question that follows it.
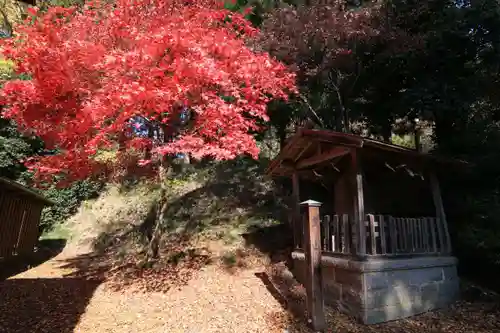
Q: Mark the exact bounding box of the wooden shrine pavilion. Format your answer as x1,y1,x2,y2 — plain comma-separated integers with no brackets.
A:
0,177,53,260
267,128,463,326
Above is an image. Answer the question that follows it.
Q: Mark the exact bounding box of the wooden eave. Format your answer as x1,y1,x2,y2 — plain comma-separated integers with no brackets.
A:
267,128,468,177
0,177,54,206
16,0,36,5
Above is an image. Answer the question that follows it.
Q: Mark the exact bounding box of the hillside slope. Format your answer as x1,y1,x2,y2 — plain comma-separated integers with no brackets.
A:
59,158,292,291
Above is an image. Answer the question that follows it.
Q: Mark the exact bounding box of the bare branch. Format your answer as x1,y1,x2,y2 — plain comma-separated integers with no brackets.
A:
298,93,325,128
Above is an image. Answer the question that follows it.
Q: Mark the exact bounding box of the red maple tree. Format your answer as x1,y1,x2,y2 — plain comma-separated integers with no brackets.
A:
1,0,295,186
1,0,295,258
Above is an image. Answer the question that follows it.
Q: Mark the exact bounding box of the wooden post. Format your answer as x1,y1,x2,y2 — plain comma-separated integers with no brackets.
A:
422,217,430,252
368,214,377,255
430,172,452,254
300,200,326,331
389,216,397,254
292,172,301,249
430,217,438,253
351,149,365,256
410,218,416,253
401,218,408,252
334,215,340,252
323,215,331,251
342,214,350,254
379,215,387,255
397,218,404,252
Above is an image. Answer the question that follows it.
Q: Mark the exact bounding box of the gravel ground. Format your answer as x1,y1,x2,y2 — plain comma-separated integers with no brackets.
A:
0,249,292,333
266,262,500,333
1,248,500,333
75,265,289,333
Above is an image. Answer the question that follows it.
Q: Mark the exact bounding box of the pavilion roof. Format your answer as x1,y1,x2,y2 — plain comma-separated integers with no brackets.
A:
267,128,467,177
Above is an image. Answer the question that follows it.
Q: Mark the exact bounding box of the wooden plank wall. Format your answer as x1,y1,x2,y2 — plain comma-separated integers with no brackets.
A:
0,189,44,260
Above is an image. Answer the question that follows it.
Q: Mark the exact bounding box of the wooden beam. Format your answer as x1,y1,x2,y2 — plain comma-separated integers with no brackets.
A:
294,142,313,162
430,172,452,254
281,159,296,169
17,0,36,5
297,146,350,169
276,168,335,181
300,200,326,331
351,149,366,256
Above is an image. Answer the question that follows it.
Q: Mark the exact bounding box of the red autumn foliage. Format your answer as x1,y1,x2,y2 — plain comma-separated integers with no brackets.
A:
1,0,295,186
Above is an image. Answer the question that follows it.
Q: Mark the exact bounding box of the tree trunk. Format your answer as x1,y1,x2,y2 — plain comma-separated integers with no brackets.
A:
381,119,393,142
146,159,169,260
332,75,349,133
278,127,287,149
144,123,154,161
183,153,190,165
342,105,350,133
335,108,344,132
414,128,421,152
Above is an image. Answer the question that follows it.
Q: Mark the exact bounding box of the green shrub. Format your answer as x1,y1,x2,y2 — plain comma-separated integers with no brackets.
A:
391,133,415,149
0,59,14,82
40,179,105,233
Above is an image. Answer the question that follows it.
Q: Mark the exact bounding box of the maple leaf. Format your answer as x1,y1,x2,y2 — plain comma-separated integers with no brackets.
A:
0,0,296,186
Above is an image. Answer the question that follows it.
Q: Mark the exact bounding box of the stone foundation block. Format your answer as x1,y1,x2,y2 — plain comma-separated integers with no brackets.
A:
291,251,459,324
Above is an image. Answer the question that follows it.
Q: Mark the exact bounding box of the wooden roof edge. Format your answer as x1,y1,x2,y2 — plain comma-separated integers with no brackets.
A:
301,129,418,153
267,128,469,176
0,177,55,206
265,128,306,175
300,128,364,146
300,129,468,166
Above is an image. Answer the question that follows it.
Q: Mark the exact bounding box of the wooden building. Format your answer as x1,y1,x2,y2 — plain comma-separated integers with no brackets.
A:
0,177,53,260
267,128,463,326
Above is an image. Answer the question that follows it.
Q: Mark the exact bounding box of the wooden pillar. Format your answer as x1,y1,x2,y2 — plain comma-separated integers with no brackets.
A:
292,172,301,249
430,172,452,254
300,200,326,331
351,149,366,256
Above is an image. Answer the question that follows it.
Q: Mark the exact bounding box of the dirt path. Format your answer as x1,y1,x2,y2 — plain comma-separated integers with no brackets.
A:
75,265,287,333
0,247,296,333
2,246,500,333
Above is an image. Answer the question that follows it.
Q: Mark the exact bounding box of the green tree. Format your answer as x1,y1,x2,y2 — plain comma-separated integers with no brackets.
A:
256,0,500,284
0,118,44,179
0,58,43,179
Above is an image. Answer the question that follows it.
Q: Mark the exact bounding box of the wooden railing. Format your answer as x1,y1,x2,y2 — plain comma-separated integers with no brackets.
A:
312,214,450,257
362,215,449,256
320,214,355,255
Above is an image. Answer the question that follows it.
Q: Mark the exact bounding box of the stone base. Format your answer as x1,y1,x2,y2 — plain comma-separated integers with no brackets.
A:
292,251,459,324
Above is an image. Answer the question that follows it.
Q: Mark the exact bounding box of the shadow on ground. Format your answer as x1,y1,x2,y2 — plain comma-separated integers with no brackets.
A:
0,276,100,333
59,242,213,293
61,224,294,292
258,261,500,333
242,223,293,261
0,238,67,280
455,246,500,294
